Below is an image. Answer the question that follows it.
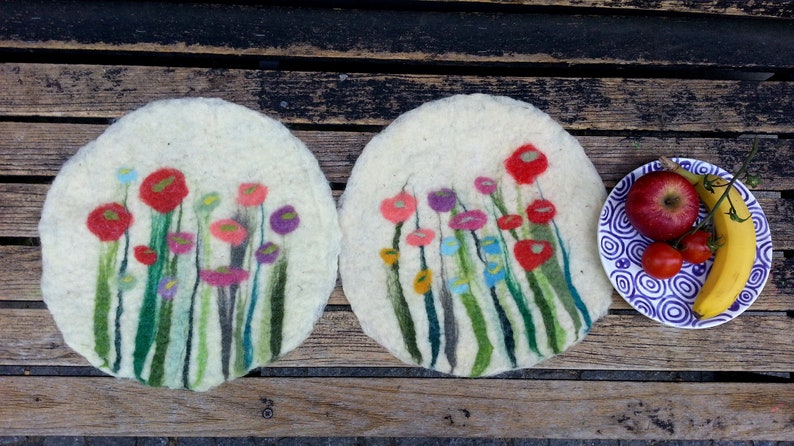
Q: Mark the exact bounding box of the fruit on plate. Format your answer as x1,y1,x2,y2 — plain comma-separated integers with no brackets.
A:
641,241,683,280
624,170,700,241
678,230,716,264
661,157,757,319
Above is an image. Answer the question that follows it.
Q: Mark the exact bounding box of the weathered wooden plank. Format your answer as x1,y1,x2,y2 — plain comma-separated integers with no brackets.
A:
3,123,791,190
2,64,793,133
20,184,794,247
2,3,792,67
2,309,792,372
431,0,794,18
4,244,793,312
0,376,791,439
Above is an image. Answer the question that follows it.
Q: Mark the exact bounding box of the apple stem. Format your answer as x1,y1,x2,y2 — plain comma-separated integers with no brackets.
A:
663,137,760,247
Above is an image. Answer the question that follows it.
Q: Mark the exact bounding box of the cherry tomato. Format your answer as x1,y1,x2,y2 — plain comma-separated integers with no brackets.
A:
678,230,714,264
641,241,683,279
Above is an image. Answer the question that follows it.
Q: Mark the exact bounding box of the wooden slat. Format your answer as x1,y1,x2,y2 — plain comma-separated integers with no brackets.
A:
4,244,793,312
3,123,792,190
0,376,791,439
432,0,794,18
3,309,792,372
2,3,793,67
2,64,793,133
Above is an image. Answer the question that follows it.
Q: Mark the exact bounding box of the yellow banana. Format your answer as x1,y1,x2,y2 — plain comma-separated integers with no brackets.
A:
660,158,756,319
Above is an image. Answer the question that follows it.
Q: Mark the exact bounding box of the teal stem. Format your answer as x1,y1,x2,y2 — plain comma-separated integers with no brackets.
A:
243,203,267,369
416,210,440,368
133,210,172,381
111,228,130,373
551,219,591,329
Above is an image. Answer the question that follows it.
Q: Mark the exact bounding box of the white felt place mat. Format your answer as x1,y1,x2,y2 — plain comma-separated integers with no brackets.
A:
40,98,340,391
338,94,612,377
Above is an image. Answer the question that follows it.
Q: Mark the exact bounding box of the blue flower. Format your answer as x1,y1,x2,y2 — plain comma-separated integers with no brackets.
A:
483,260,506,288
440,236,460,256
116,167,138,184
481,236,501,255
447,277,469,294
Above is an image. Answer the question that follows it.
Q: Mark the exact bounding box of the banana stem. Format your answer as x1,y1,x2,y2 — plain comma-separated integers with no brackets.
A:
660,137,760,245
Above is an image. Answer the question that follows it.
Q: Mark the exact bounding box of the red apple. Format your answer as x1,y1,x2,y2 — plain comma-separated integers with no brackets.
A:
625,170,700,241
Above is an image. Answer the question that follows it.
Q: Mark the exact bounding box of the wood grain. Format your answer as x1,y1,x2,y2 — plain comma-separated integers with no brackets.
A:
3,309,792,372
2,3,792,66
0,376,791,439
2,64,793,133
3,122,792,190
4,244,793,311
431,0,794,18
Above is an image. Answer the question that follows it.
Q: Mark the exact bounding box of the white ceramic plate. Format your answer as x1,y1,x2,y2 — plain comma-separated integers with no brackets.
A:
597,158,772,328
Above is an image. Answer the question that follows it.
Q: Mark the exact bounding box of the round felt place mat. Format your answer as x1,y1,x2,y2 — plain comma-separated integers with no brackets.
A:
40,98,340,391
338,94,613,377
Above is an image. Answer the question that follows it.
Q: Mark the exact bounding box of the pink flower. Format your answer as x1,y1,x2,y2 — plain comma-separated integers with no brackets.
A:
210,219,248,246
199,267,249,287
406,228,436,247
474,177,498,195
167,232,195,255
448,210,488,231
237,183,268,207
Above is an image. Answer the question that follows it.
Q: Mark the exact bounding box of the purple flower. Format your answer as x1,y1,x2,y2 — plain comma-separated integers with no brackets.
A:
255,242,281,264
167,232,195,255
427,188,457,213
448,210,488,231
199,267,249,287
474,177,498,195
270,205,300,235
157,277,179,300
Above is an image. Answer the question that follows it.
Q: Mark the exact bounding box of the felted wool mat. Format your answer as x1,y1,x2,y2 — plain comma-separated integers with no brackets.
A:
39,98,341,391
338,94,612,377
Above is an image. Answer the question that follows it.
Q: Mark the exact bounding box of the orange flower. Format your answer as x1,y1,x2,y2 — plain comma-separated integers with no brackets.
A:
379,248,400,266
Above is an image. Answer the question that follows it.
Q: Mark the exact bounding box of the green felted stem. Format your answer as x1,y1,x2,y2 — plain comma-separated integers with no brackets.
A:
94,240,119,369
457,290,493,377
489,286,516,368
416,212,440,368
233,290,247,375
494,226,540,356
146,298,174,387
552,219,592,330
268,255,288,359
193,285,213,387
527,270,566,354
452,225,493,376
133,211,172,381
532,223,583,334
385,221,422,364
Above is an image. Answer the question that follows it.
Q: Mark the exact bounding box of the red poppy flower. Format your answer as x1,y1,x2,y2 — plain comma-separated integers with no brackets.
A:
448,210,488,231
134,245,158,266
86,202,133,242
513,239,554,272
504,144,548,185
237,183,268,207
380,191,417,224
139,168,189,214
526,199,556,224
497,214,523,231
406,228,436,247
210,219,248,246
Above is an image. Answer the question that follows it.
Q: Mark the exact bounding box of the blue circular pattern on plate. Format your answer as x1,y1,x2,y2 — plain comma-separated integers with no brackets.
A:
597,158,773,329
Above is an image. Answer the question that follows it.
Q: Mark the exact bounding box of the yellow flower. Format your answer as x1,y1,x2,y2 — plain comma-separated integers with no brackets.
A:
413,269,433,295
380,248,400,266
